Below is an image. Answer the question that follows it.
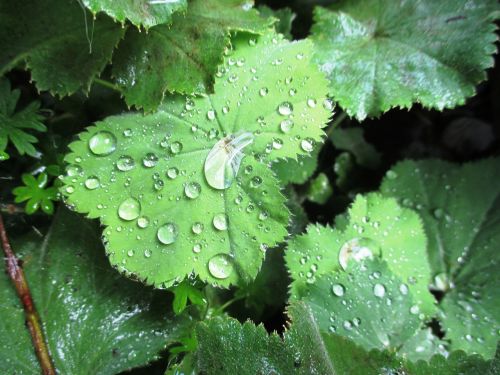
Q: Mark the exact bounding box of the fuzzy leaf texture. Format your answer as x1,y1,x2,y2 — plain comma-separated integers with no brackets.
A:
112,0,274,110
0,0,125,96
310,0,500,120
61,32,331,288
0,79,46,157
82,0,187,29
286,193,435,317
190,303,496,375
0,208,192,374
381,158,500,359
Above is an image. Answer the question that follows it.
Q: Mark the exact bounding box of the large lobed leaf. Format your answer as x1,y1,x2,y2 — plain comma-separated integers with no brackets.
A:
112,0,274,110
61,32,331,288
0,208,192,374
381,158,500,359
311,0,500,119
0,0,125,96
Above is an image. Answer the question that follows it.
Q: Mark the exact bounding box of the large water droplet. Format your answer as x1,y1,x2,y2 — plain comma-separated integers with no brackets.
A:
157,223,178,245
338,237,381,270
277,102,293,116
208,254,233,279
84,176,100,190
142,153,158,168
300,138,314,152
67,165,83,177
88,131,117,156
204,132,254,190
213,213,228,230
118,198,141,221
184,182,201,199
116,155,135,171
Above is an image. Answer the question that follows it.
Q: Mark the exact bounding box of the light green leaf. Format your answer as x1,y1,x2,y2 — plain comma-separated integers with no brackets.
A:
112,0,274,110
296,258,421,355
380,158,500,358
330,126,381,169
286,193,435,316
399,328,448,362
272,150,319,185
306,172,332,204
12,173,58,215
171,279,205,315
82,0,187,29
0,208,192,374
258,5,296,40
61,32,331,288
0,79,46,157
311,0,500,120
192,302,493,374
0,0,125,96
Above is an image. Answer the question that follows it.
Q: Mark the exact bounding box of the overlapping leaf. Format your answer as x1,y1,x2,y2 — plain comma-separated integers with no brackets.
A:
0,208,192,374
286,193,435,316
112,0,274,110
191,303,494,375
82,0,187,29
61,32,331,288
0,0,125,96
311,0,500,119
0,79,46,158
381,158,500,358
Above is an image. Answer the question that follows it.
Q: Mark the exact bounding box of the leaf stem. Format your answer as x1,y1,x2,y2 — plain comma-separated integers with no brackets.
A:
213,295,245,315
326,112,348,138
0,212,56,375
93,78,122,93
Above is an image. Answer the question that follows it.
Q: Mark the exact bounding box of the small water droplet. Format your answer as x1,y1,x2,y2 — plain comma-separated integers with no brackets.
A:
118,198,141,221
193,244,201,253
213,213,228,231
117,155,135,171
373,283,386,298
157,223,178,245
259,87,268,97
137,216,150,228
300,138,314,152
142,153,158,168
307,98,317,108
277,102,293,116
208,254,233,279
332,283,345,297
207,110,216,121
280,119,294,133
170,142,183,154
399,284,409,295
192,222,204,234
67,165,83,177
386,170,398,179
184,182,201,199
88,131,117,156
144,249,152,258
84,176,100,190
167,167,179,179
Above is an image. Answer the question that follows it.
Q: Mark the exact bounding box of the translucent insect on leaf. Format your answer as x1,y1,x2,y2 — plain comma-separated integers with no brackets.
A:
204,132,254,190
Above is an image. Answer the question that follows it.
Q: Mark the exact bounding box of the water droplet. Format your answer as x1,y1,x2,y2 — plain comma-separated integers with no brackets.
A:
280,119,294,133
84,176,100,190
332,283,345,297
67,165,83,177
144,249,152,258
142,153,158,168
204,132,254,190
193,244,202,253
213,213,228,231
192,222,204,234
123,129,133,137
207,110,216,121
250,176,262,188
399,284,409,295
184,182,201,199
137,216,150,228
323,98,334,111
277,102,293,116
410,305,420,315
373,283,386,298
157,223,178,245
88,131,117,156
343,320,353,330
307,98,317,108
167,167,178,179
259,87,268,97
65,186,75,194
185,98,195,111
127,250,135,257
116,155,135,171
208,254,233,279
118,198,141,221
338,238,381,270
170,142,183,154
300,138,314,152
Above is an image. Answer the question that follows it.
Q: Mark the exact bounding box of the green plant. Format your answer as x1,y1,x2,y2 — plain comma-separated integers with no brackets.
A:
1,0,499,374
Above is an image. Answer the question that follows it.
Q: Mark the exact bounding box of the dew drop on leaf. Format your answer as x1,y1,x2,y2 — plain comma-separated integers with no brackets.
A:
332,283,345,297
277,102,293,116
137,216,150,228
213,213,228,231
167,167,178,179
193,244,201,253
338,237,381,270
204,132,254,190
157,223,178,245
88,131,117,156
144,249,152,258
307,98,317,108
373,283,386,298
280,119,294,133
170,142,183,154
118,198,141,221
300,138,314,153
67,165,83,177
84,176,100,190
116,155,135,171
142,153,158,168
192,222,204,234
184,182,201,199
208,254,233,279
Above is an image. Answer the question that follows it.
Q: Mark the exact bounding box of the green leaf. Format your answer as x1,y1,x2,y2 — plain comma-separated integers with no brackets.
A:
61,32,331,288
0,208,192,374
112,0,274,110
380,158,500,358
12,173,58,214
171,279,206,315
258,5,296,40
192,302,493,374
0,79,46,157
311,0,500,120
330,126,381,169
82,0,187,29
286,193,435,316
399,328,448,362
296,258,423,355
0,0,125,96
306,172,332,204
272,150,319,185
